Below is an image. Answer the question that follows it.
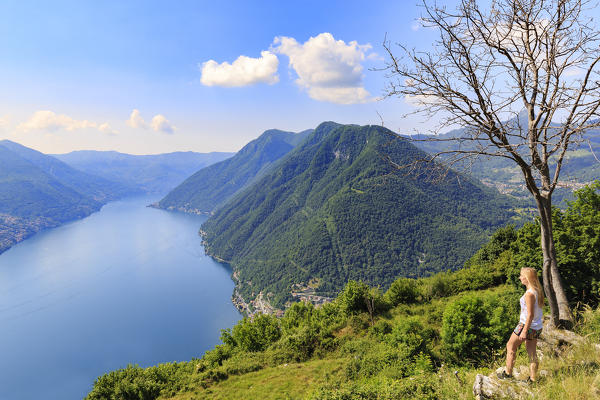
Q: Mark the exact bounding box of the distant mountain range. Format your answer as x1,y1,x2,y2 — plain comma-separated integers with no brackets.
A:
407,117,600,205
157,129,312,214
199,122,520,310
53,150,234,194
0,140,128,253
0,141,232,254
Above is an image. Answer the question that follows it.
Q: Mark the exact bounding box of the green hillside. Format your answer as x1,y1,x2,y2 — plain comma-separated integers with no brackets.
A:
158,129,312,214
85,182,600,400
53,150,234,194
0,144,105,253
201,123,520,309
1,140,133,201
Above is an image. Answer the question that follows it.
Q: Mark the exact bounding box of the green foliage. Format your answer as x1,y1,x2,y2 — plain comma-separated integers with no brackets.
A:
441,291,518,365
337,280,371,314
343,341,413,380
578,305,600,342
308,375,437,400
385,277,421,305
222,313,281,352
159,129,310,213
197,344,232,371
509,181,600,306
386,316,435,358
85,363,196,400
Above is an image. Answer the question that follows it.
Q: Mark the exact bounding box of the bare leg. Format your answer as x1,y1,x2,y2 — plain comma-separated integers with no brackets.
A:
526,338,538,381
506,333,523,375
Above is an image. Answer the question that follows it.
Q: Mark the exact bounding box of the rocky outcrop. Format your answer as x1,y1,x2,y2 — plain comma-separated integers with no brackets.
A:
473,367,543,399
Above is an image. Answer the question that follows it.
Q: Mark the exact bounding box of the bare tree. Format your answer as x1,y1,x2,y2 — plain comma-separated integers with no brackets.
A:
384,0,600,327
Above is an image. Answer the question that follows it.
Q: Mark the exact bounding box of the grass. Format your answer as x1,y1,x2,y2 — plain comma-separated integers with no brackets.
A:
161,358,346,400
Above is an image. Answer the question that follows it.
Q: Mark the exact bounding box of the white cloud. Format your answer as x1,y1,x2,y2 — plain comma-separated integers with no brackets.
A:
126,109,175,134
0,116,9,132
200,50,279,87
126,109,147,129
150,114,175,134
98,122,118,135
17,110,115,134
272,32,373,104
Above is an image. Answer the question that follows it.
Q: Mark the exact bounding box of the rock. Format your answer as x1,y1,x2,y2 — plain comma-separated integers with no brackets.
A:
472,369,533,399
540,320,600,353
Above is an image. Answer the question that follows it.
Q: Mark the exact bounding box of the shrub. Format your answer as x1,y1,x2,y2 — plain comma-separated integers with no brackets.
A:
386,316,435,358
441,290,518,365
369,320,393,340
338,280,371,314
198,344,232,371
385,277,421,305
221,313,281,352
85,363,195,400
337,280,389,318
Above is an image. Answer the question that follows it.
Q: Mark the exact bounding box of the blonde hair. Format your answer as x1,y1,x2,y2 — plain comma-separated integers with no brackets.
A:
521,267,544,308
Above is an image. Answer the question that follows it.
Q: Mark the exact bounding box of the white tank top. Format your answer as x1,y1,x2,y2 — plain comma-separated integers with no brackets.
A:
519,288,543,330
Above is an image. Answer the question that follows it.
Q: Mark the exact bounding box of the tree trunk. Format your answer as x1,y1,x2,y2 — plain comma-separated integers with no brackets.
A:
535,195,574,328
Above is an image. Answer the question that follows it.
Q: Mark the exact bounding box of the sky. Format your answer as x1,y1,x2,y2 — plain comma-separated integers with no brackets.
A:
0,0,445,154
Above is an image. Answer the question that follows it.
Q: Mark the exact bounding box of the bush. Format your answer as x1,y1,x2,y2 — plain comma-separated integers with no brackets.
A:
385,278,421,305
386,316,435,358
85,363,195,400
197,344,232,371
369,320,393,340
337,280,371,314
441,290,518,365
221,313,281,352
422,272,452,299
337,280,390,317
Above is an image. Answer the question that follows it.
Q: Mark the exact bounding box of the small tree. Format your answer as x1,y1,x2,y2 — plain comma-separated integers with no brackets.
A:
384,0,600,326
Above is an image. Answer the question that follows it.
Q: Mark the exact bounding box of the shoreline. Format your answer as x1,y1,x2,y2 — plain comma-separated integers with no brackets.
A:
148,203,213,216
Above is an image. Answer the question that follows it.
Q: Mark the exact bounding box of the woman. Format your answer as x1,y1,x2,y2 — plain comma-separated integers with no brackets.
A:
497,267,544,382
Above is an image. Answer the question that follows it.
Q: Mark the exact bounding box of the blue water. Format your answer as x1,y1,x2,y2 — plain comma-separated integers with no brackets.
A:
0,196,240,399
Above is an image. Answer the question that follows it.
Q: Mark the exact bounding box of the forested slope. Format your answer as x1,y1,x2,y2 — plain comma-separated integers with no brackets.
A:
202,122,520,308
158,129,312,213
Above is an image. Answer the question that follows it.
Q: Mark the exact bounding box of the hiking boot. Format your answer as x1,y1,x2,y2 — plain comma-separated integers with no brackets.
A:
497,369,513,380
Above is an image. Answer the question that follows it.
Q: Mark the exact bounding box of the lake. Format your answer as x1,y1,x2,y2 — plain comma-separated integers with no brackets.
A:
0,196,240,399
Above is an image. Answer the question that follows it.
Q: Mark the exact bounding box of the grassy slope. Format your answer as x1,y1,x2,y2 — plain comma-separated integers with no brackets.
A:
155,287,600,400
162,358,346,400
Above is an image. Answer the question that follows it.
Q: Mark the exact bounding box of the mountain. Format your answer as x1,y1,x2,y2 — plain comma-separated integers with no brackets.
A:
158,128,313,214
407,120,600,205
0,140,134,201
53,150,234,194
0,141,120,253
201,122,519,309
